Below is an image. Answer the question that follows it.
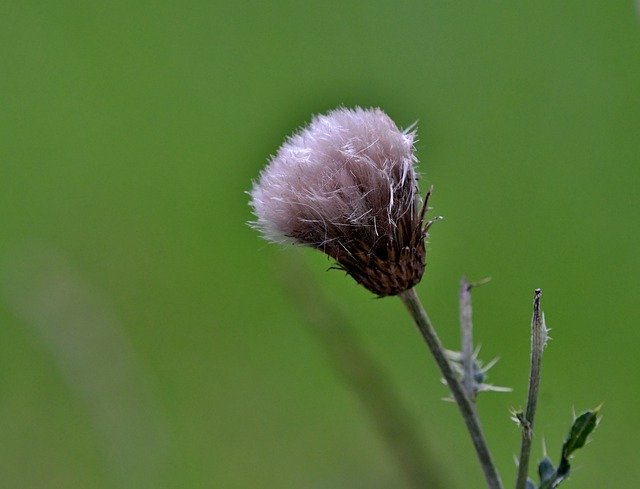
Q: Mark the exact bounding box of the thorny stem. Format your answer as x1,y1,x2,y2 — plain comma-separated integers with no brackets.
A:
459,276,475,400
515,289,545,489
399,287,503,489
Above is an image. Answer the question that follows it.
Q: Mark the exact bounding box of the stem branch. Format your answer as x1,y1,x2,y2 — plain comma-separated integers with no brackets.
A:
399,287,503,489
515,288,545,489
459,276,475,400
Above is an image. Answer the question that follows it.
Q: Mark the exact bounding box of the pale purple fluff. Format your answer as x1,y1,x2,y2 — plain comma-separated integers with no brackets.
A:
250,107,428,296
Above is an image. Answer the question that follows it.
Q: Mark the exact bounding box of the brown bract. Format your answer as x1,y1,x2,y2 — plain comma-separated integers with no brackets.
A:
250,107,429,296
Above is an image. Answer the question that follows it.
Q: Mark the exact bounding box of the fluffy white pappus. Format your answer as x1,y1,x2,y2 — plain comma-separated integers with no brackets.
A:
249,107,428,296
250,107,419,246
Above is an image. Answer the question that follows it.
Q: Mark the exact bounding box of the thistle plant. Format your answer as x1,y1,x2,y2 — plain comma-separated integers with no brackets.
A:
249,107,599,489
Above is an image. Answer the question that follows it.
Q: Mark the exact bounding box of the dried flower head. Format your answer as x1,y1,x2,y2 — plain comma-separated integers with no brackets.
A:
250,107,432,296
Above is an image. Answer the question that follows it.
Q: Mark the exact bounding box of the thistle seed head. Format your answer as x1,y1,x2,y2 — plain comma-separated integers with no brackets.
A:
249,107,430,296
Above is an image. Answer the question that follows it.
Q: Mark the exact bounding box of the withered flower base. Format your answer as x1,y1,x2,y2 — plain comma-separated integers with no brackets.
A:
329,187,430,297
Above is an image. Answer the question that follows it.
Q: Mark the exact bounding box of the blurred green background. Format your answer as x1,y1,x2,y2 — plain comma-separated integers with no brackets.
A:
1,1,639,488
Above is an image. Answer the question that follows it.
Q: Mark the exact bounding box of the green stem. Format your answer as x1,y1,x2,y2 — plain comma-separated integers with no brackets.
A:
459,276,476,400
515,289,545,489
399,287,503,489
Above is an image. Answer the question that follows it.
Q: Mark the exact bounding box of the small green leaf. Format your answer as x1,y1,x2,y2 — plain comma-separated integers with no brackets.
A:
539,406,602,488
561,407,601,460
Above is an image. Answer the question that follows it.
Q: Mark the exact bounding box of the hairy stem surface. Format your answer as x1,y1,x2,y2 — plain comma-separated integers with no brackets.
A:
399,287,503,489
